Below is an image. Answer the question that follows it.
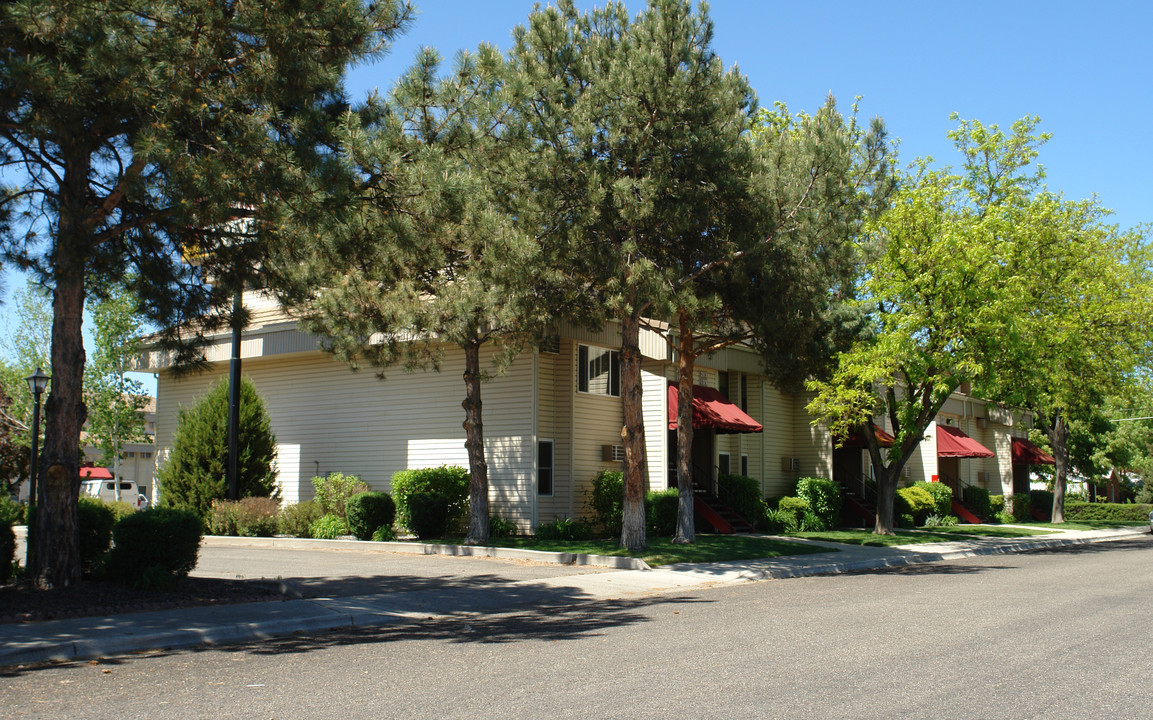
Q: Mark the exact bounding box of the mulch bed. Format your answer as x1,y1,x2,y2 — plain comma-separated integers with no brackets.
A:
0,576,285,624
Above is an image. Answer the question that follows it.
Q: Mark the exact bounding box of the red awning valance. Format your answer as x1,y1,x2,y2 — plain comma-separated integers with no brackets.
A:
936,423,994,458
1011,437,1055,465
838,425,896,449
667,384,763,434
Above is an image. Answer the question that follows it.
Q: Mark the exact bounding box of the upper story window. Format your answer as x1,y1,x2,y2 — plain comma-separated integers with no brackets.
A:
578,344,620,397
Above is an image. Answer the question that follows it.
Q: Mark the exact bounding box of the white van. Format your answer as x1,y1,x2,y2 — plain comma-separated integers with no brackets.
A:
80,478,149,508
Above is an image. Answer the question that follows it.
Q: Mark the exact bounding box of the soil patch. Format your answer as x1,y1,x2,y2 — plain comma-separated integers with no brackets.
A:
0,576,284,624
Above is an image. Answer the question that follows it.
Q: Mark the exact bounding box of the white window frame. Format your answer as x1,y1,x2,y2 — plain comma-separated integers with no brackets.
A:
577,344,620,397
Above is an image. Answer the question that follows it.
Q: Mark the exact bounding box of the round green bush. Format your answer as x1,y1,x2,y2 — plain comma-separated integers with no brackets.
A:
391,466,469,532
346,492,396,540
78,497,116,572
105,508,204,590
406,492,451,539
777,496,810,527
645,489,679,536
796,478,842,528
913,481,953,518
895,485,936,525
278,500,323,538
588,470,624,534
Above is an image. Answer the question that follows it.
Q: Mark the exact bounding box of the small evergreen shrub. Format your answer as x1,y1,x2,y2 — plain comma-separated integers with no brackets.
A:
989,494,1006,514
105,508,203,590
309,513,348,540
391,466,469,531
645,489,680,536
489,514,517,539
994,510,1015,524
897,512,916,529
796,477,842,528
776,496,810,528
1065,502,1153,523
963,486,992,518
718,473,765,527
310,472,370,519
535,517,592,541
896,485,936,525
346,491,396,541
913,481,953,517
406,492,452,539
0,496,21,526
0,524,15,582
78,496,116,572
1008,493,1031,522
589,470,624,535
278,500,324,538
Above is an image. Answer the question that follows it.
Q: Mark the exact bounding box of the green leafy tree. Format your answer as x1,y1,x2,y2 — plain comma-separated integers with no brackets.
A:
0,0,413,587
157,377,277,520
807,117,1048,534
84,283,150,467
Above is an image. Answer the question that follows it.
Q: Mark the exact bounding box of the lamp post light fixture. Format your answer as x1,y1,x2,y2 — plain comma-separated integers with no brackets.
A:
25,367,49,566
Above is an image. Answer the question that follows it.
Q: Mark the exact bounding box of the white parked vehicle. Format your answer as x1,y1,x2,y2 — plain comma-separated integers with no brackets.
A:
80,478,149,509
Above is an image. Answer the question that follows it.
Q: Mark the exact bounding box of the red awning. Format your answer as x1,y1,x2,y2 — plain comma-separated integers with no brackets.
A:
936,423,994,458
1011,437,1055,465
667,384,763,434
838,425,896,449
80,465,114,480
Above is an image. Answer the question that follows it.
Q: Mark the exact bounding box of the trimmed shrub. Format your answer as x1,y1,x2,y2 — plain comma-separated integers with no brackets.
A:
963,486,992,519
157,376,278,519
78,496,116,572
913,481,953,518
589,470,624,535
994,510,1015,524
645,489,679,536
896,485,936,525
0,523,14,582
489,515,517,539
391,466,469,532
105,508,203,590
897,513,916,529
1008,493,1031,522
406,492,452,539
776,496,810,528
1030,490,1054,520
796,477,842,528
311,472,370,520
1065,502,1153,523
718,473,765,527
989,494,1006,514
278,500,324,538
536,517,592,541
346,492,396,541
309,514,348,539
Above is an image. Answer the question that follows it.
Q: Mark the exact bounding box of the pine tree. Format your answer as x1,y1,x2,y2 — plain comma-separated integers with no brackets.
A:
1,0,413,587
157,377,277,520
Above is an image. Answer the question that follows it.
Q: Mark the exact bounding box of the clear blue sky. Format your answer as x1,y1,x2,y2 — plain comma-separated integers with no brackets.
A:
4,0,1150,395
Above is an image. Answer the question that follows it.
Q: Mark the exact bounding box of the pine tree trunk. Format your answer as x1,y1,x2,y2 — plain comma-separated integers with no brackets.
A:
33,153,88,589
619,314,647,552
1049,411,1069,524
462,339,490,545
672,313,696,545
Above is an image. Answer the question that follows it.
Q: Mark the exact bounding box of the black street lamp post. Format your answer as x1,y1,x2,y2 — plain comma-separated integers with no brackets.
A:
25,367,49,565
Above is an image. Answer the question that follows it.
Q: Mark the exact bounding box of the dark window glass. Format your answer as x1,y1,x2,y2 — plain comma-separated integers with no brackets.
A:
538,440,554,496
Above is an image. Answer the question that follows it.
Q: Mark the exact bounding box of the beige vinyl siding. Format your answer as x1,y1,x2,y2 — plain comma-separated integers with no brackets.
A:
571,342,625,520
536,342,574,525
642,360,668,491
792,390,832,482
154,347,537,529
759,381,797,498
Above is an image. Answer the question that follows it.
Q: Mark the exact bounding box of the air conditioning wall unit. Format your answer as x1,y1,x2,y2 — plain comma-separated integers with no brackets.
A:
781,457,801,472
602,444,626,462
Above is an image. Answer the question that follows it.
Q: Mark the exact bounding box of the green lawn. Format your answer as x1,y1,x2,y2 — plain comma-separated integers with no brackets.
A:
791,524,1056,547
423,534,830,567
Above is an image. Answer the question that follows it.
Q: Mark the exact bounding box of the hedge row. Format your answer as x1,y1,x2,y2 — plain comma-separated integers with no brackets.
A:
1064,502,1152,523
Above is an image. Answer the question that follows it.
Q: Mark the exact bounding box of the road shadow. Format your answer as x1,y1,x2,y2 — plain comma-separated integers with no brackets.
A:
1025,535,1152,556
842,562,1015,577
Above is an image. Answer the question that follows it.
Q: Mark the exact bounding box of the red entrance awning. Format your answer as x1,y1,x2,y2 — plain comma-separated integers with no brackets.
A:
936,423,994,458
1011,437,1055,465
667,384,763,434
838,425,896,449
80,465,114,480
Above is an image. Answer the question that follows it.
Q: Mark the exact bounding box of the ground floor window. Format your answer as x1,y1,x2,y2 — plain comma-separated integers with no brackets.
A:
538,440,554,496
741,454,749,477
718,452,731,476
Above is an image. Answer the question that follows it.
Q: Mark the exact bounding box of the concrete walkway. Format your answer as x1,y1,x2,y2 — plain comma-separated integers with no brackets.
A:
2,525,1146,668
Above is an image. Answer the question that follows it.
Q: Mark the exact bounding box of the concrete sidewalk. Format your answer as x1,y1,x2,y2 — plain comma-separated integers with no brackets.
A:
2,525,1146,668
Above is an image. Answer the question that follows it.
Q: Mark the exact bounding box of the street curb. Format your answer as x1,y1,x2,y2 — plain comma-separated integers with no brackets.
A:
202,535,651,570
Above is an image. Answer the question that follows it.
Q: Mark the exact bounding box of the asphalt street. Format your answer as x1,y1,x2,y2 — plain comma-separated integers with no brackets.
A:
3,535,1149,719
